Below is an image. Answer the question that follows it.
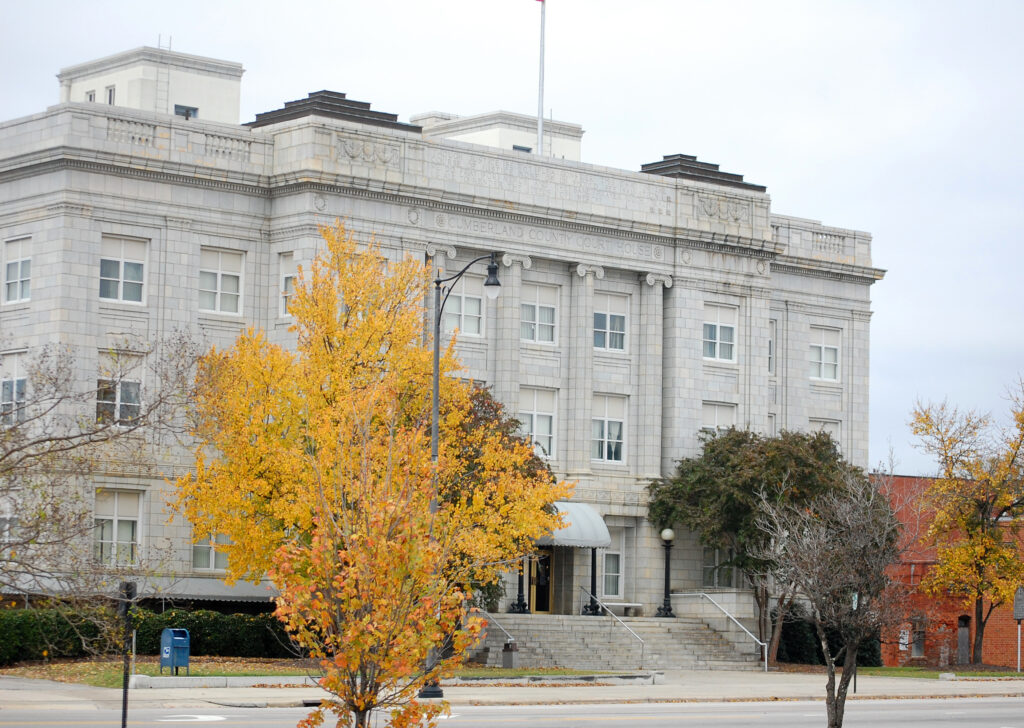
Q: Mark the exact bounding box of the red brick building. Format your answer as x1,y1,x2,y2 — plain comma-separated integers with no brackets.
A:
881,475,1024,668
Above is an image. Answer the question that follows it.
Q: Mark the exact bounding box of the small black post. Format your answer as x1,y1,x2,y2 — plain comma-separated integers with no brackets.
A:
583,547,601,615
509,558,529,613
656,528,675,617
119,581,136,728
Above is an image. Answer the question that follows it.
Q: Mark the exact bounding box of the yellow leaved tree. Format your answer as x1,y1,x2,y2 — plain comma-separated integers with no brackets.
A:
911,384,1024,664
175,223,570,728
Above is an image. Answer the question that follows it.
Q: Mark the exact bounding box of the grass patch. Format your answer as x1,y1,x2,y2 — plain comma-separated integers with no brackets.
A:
859,666,1024,679
0,657,605,688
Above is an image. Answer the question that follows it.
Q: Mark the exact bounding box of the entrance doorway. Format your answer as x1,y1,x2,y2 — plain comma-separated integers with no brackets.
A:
530,546,553,613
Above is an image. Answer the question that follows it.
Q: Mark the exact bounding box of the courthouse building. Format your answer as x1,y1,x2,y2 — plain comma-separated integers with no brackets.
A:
0,47,883,615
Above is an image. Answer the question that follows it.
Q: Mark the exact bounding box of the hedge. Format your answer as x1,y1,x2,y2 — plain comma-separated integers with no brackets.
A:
0,607,296,665
776,605,881,667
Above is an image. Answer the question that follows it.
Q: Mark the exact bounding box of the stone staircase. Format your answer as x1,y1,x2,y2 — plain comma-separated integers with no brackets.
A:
468,613,763,671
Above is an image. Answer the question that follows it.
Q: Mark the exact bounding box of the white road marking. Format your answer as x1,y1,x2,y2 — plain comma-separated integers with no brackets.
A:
156,716,228,723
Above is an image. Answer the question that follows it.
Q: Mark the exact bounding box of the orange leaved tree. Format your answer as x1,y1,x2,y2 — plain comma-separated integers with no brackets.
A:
911,385,1024,664
175,223,570,727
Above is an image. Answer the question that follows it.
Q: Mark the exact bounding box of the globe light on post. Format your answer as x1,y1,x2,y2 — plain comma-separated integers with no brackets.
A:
656,528,675,618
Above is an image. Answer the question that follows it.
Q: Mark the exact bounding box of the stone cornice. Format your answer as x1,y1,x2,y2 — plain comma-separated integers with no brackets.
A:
772,255,886,285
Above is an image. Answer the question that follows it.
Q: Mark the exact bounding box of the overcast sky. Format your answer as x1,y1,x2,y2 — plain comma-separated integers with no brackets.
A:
2,0,1021,476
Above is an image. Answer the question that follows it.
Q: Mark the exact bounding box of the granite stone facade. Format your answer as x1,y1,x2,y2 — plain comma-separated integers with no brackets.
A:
0,49,884,614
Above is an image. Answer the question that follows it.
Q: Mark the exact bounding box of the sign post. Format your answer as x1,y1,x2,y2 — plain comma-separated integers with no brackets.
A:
1013,588,1024,673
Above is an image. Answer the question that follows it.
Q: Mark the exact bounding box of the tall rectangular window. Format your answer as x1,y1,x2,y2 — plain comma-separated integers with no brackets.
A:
520,283,557,344
592,394,626,463
768,319,777,374
701,401,736,432
443,275,483,336
603,527,624,598
279,252,296,317
593,293,628,351
518,387,556,458
1,353,26,426
703,304,737,362
94,490,139,565
199,249,243,314
702,547,735,587
911,619,926,658
192,533,230,570
810,327,840,380
99,237,146,303
96,378,141,425
0,498,15,546
85,90,96,102
4,237,30,303
105,86,115,105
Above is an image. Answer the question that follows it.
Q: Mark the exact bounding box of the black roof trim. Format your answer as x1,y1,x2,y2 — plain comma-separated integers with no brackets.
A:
640,153,766,193
246,90,421,132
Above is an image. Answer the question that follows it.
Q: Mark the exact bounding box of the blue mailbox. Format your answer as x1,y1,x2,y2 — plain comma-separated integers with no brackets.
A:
159,628,190,675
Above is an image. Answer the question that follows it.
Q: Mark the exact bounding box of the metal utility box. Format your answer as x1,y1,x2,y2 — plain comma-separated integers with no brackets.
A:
501,639,519,669
159,628,190,675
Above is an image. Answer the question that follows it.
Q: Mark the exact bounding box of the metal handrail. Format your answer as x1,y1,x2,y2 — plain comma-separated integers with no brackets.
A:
677,592,768,672
476,608,515,644
578,586,645,669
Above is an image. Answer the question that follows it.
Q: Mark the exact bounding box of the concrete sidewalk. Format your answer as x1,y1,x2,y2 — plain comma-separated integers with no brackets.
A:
3,671,1024,712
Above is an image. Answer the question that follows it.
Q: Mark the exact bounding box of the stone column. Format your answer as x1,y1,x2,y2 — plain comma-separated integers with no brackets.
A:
493,254,530,413
639,273,672,480
566,263,603,477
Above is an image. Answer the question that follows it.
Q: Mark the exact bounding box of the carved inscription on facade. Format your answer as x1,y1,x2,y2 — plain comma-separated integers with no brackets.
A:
431,212,665,262
424,149,671,210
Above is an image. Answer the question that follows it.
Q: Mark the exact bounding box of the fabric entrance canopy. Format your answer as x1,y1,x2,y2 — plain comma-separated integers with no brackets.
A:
537,501,611,548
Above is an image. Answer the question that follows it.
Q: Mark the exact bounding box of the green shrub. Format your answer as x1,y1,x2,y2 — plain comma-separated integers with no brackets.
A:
775,604,881,667
0,608,104,665
133,608,295,658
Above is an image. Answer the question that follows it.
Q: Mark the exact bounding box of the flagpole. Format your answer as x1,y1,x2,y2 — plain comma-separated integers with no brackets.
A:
537,0,545,156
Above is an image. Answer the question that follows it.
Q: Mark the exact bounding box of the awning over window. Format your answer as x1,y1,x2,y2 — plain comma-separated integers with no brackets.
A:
537,501,611,548
146,577,279,602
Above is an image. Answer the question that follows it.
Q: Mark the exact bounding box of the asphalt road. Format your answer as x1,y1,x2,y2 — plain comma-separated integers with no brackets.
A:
1,698,1023,728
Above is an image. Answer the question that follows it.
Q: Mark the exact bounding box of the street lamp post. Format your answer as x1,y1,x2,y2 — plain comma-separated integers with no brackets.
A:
656,528,675,618
419,252,501,700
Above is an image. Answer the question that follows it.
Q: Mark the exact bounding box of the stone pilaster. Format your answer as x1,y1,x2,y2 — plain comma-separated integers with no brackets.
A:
639,273,672,479
566,263,603,476
493,254,531,411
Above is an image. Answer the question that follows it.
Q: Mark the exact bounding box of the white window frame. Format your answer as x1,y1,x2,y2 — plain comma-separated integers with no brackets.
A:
767,413,777,437
703,304,737,362
94,489,139,566
1,352,27,426
442,275,484,337
99,237,146,304
199,248,243,315
593,293,628,352
192,533,231,571
602,527,624,599
105,86,115,105
279,252,296,317
810,326,840,381
701,401,736,433
85,90,96,103
96,377,141,426
768,319,777,375
591,394,626,463
518,387,556,458
3,237,31,304
520,283,558,344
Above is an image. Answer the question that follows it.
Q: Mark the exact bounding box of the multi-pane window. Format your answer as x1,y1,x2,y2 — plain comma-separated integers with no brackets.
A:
199,249,243,314
592,394,626,463
593,293,627,351
768,319,777,374
4,237,30,303
603,527,624,598
192,533,231,570
520,283,557,344
174,105,199,119
518,387,556,458
279,252,296,316
85,90,96,102
96,378,141,425
0,498,15,546
443,275,483,336
1,353,26,426
701,401,736,432
702,547,735,587
94,490,139,565
703,304,737,361
810,327,840,380
911,619,926,659
99,237,146,303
